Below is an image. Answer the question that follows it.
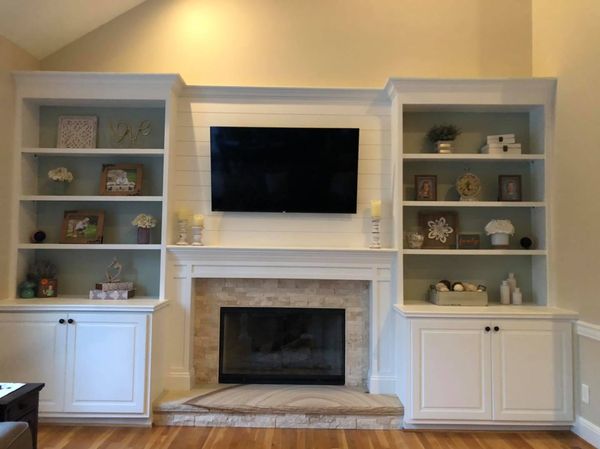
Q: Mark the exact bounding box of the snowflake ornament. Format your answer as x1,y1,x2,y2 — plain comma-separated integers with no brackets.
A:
427,217,454,243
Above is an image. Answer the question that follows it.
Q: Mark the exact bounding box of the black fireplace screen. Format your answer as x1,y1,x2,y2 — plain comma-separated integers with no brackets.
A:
219,307,345,385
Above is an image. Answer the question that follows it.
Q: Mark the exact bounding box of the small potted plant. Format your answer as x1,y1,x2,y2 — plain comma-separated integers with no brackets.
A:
485,219,515,248
132,213,157,244
426,124,462,153
28,260,58,297
48,167,74,195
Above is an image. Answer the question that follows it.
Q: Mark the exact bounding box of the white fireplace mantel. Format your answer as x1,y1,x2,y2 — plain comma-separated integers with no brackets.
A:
165,246,398,394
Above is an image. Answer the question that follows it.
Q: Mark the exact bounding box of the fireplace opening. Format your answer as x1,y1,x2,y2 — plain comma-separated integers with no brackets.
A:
219,307,345,385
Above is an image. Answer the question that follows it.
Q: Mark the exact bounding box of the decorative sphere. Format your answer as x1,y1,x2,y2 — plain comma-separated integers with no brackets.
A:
520,236,533,249
452,282,465,292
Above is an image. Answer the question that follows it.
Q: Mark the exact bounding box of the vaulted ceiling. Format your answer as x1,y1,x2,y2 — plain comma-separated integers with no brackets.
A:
0,0,148,59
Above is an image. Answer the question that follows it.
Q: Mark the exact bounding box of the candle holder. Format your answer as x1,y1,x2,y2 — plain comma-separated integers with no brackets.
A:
369,217,381,249
191,225,204,246
176,219,189,245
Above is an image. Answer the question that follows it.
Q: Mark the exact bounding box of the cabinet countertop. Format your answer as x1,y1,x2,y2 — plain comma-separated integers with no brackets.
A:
0,298,169,312
394,301,578,319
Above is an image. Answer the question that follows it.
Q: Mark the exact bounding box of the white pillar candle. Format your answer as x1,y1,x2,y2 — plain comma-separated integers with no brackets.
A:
177,208,190,221
193,214,204,227
370,200,381,219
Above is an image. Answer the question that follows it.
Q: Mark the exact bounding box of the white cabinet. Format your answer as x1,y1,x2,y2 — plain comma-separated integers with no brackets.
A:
0,313,67,412
408,317,573,424
64,313,147,413
0,311,148,416
492,320,572,422
411,319,492,420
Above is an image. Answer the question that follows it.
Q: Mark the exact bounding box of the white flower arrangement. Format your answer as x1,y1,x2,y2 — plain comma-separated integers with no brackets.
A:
48,167,73,183
132,214,157,229
485,219,515,235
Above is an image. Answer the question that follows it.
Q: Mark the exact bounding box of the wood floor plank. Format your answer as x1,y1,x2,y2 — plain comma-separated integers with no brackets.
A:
36,425,596,449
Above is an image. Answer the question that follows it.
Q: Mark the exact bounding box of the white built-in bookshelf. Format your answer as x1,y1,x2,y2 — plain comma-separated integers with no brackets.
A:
387,79,554,307
10,73,183,300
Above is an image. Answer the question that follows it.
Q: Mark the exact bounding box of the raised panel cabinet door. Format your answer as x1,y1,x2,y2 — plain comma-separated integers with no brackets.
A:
491,319,573,422
63,312,148,414
0,313,67,413
411,319,492,420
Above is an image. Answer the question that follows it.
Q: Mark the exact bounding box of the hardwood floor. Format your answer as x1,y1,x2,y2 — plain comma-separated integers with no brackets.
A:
37,425,595,449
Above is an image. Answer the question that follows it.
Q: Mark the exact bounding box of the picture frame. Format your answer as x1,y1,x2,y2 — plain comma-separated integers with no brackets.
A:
57,116,98,149
100,163,143,196
418,211,458,249
414,175,437,201
457,233,481,249
498,175,522,201
60,210,105,244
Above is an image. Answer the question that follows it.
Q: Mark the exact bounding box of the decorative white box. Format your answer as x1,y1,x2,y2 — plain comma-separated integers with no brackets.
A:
480,143,522,155
429,290,488,306
486,134,516,145
89,289,135,300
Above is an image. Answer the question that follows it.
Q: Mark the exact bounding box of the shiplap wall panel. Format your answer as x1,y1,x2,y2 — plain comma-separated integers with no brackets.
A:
172,95,392,248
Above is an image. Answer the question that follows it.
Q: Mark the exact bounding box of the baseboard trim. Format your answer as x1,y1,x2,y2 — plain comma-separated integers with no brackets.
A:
576,320,600,342
165,371,192,390
368,376,396,395
40,417,152,427
573,416,600,448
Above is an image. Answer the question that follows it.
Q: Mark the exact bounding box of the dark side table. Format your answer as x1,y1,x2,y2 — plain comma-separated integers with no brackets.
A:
0,383,44,449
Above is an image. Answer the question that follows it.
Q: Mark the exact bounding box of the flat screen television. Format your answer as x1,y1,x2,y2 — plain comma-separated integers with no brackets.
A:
210,126,360,213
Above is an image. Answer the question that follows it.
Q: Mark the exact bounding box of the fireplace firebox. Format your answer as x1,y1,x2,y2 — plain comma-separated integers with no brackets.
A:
219,307,345,385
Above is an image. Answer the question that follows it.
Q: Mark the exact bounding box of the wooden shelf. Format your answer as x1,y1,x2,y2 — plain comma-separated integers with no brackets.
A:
21,147,165,156
18,244,162,250
20,195,164,202
403,249,547,256
403,201,545,208
402,153,545,161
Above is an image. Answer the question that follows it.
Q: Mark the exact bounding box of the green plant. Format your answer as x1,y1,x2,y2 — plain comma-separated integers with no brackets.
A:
28,260,58,280
426,124,462,142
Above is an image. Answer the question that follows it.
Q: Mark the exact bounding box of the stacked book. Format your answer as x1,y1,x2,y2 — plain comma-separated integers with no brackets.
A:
480,134,522,155
89,282,135,300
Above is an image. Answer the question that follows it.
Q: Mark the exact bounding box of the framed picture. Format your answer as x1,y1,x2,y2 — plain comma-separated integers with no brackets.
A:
418,211,458,249
498,175,522,201
415,175,437,201
100,164,143,196
60,210,105,244
457,233,481,249
57,116,97,149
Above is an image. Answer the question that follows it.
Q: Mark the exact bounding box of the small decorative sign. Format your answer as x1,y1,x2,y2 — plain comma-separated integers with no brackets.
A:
457,233,481,249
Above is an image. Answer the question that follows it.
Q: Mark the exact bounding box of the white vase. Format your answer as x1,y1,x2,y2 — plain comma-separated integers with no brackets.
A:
491,233,510,248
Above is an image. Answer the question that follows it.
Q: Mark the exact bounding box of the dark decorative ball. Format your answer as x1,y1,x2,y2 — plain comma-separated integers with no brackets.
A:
31,230,47,243
520,236,533,249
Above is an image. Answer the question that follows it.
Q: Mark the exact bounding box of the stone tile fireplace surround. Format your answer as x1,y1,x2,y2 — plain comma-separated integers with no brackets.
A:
166,247,397,394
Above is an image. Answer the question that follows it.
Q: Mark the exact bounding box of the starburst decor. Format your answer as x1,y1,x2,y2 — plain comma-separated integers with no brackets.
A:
427,217,454,243
418,211,459,249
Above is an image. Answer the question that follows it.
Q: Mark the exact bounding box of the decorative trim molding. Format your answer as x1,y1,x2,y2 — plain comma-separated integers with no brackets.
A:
572,416,600,448
576,320,600,342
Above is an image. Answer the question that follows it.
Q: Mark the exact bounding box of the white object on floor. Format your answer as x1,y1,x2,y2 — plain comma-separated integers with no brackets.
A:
0,383,25,399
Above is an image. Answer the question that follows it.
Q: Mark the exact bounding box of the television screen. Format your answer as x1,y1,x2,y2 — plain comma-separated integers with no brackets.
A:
210,126,359,213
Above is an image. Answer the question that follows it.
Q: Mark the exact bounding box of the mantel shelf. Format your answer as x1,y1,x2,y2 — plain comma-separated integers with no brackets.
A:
20,195,164,202
402,153,545,161
18,244,162,250
167,245,398,253
403,201,545,208
21,147,165,156
403,249,546,256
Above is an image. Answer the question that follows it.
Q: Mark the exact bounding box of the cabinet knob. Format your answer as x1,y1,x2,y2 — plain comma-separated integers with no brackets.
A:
58,318,65,324
485,326,491,332
67,318,74,324
494,326,500,332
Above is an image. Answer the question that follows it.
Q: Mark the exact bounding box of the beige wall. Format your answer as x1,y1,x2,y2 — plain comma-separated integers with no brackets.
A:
42,0,532,87
532,0,600,428
0,36,39,297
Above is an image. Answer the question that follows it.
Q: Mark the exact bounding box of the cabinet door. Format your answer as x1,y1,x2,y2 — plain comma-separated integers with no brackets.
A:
411,319,492,420
64,312,148,414
0,313,67,412
492,319,573,422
